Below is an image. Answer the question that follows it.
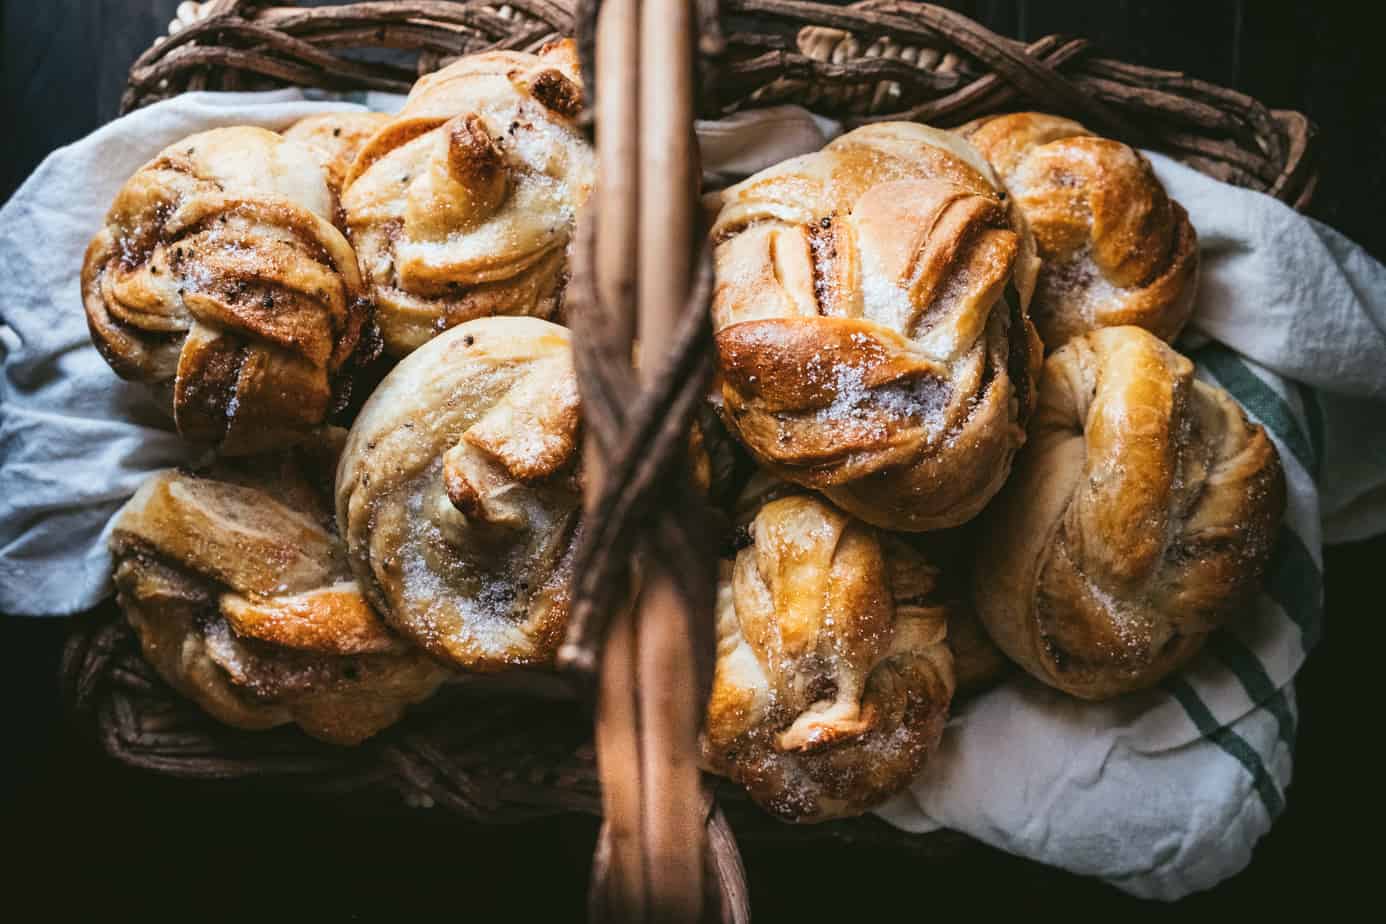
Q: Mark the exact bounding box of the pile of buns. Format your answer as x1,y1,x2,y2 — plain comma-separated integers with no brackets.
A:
84,43,1284,820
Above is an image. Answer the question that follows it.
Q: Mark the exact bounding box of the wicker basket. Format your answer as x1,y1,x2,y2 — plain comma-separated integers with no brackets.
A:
122,0,1316,204
64,0,1318,919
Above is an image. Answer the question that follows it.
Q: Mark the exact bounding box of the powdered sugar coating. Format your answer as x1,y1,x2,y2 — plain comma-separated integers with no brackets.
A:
974,327,1285,699
703,489,955,821
959,112,1199,350
341,41,595,356
710,122,1043,531
108,448,446,745
81,125,367,454
336,317,581,670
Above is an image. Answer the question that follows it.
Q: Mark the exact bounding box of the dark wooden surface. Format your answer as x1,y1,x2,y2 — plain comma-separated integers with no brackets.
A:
2,0,1378,916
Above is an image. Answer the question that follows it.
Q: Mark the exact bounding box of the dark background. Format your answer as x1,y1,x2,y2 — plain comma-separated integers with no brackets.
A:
1,0,1379,917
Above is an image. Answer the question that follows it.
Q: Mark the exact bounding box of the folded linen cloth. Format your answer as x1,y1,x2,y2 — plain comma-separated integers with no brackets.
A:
2,92,1384,900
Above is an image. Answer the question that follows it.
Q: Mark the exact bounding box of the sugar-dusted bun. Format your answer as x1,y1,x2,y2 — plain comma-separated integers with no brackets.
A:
110,441,446,745
709,121,1042,532
336,317,582,669
82,126,367,455
974,327,1284,699
703,485,955,821
283,110,392,201
341,40,594,355
958,112,1199,350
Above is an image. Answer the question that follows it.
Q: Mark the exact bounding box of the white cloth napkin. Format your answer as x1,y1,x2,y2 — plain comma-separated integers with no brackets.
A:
3,92,1384,900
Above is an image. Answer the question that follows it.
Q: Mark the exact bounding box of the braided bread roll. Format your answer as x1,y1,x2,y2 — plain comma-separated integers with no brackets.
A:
710,122,1042,532
337,317,581,670
959,112,1199,350
82,126,367,455
704,486,955,821
110,443,447,745
341,41,594,356
284,111,392,201
974,327,1285,699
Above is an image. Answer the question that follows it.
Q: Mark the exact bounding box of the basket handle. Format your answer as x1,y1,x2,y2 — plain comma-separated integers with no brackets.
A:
559,0,746,920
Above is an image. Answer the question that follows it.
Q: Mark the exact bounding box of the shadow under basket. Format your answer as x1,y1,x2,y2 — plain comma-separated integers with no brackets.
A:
64,0,1316,863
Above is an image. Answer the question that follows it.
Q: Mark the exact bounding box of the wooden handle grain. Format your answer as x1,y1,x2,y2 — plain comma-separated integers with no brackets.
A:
634,1,706,921
588,0,650,918
586,0,709,920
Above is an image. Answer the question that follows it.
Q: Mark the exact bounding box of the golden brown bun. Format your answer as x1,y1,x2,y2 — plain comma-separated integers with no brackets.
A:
958,113,1199,350
341,40,594,356
336,317,581,670
973,327,1284,699
283,111,392,201
110,443,447,745
710,122,1043,532
703,488,955,822
82,126,367,455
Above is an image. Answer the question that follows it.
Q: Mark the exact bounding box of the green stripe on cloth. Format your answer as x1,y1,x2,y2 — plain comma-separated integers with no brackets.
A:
1262,688,1297,749
1190,344,1317,475
1207,631,1297,746
1266,528,1324,651
1165,677,1285,819
1296,383,1326,479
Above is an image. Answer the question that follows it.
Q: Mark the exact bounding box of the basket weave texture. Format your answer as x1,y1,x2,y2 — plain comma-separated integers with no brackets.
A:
68,0,1317,849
